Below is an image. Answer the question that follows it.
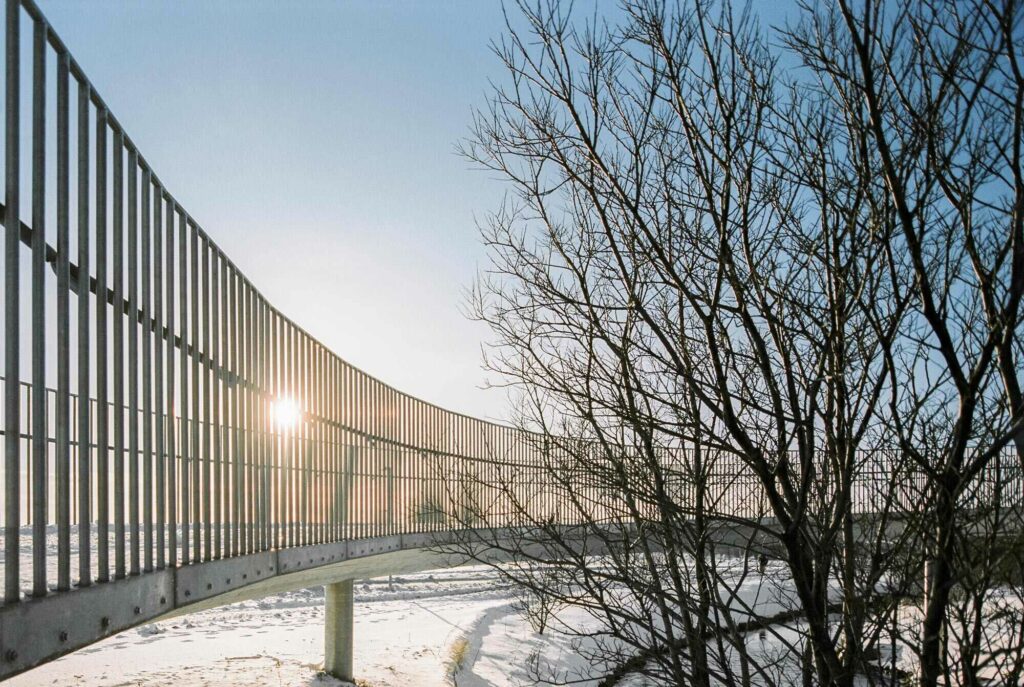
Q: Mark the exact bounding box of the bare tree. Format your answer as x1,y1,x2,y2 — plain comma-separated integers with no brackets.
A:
782,1,1024,683
442,1,1024,685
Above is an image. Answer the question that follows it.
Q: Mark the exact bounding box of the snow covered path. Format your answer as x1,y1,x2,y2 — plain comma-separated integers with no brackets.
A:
8,569,516,687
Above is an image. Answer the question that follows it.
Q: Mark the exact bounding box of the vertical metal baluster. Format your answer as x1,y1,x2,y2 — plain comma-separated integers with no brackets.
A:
30,15,47,598
224,264,233,557
292,323,299,548
261,303,269,549
260,297,269,550
112,125,124,580
327,354,334,540
96,107,109,584
295,331,303,546
305,337,312,544
76,79,91,587
178,211,189,564
345,358,351,538
141,164,152,572
225,268,233,556
294,330,302,546
3,0,19,604
280,315,288,547
310,344,316,543
340,364,346,541
243,282,251,553
364,374,371,538
246,289,255,551
189,222,199,562
271,311,279,549
165,200,176,568
419,401,423,536
345,367,350,538
397,391,402,534
437,409,443,528
333,356,339,541
292,325,299,546
241,282,249,553
402,396,408,534
361,373,368,538
267,307,273,549
365,377,372,538
298,328,305,545
236,278,245,554
211,248,220,558
258,301,265,550
356,370,362,537
412,401,418,535
341,361,346,541
433,406,439,533
314,345,321,543
283,315,290,548
410,401,415,535
220,256,230,558
320,348,327,542
376,381,383,537
153,188,165,569
361,371,367,537
370,380,376,537
323,349,329,542
252,287,260,551
56,47,71,592
127,145,139,576
311,340,317,542
299,327,305,544
328,352,334,540
421,402,426,534
428,406,434,533
231,270,240,556
202,236,211,560
383,386,389,534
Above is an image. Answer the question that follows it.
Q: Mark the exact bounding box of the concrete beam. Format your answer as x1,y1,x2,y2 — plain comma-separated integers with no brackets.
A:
325,579,354,682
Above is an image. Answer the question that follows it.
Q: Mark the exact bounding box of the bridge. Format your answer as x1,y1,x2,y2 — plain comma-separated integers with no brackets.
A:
0,1,1022,684
0,0,574,680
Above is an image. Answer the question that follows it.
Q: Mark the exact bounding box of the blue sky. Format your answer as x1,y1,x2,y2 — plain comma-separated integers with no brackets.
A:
34,0,798,421
37,0,517,419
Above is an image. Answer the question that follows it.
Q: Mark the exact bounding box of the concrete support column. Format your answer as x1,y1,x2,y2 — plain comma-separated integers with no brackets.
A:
325,579,354,681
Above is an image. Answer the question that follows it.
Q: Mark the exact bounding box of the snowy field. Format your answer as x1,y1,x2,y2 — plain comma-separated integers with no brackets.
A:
5,528,1021,686
8,567,528,687
4,557,802,687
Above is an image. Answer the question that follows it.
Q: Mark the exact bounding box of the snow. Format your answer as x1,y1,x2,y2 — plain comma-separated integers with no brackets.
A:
0,556,901,686
5,529,1022,686
8,567,517,687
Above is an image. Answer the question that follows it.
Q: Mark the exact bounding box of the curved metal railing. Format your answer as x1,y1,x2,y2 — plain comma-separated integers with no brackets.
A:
0,0,559,608
0,3,1020,675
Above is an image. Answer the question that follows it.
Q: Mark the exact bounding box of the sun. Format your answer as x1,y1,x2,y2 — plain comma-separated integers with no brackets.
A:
272,397,302,430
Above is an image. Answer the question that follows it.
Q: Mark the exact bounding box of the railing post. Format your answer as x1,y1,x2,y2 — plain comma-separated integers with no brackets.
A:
325,579,354,682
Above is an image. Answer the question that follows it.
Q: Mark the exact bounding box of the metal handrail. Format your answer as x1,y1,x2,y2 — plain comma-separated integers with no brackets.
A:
0,0,555,606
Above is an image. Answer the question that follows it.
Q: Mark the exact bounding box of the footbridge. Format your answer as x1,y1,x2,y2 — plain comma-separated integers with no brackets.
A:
0,1,1022,684
0,0,569,680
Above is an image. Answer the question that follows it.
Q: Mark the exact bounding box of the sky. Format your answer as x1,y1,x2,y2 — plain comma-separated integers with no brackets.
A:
31,0,798,423
34,0,518,420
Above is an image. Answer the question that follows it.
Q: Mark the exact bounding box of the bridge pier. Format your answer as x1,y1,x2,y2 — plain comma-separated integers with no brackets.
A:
325,579,355,682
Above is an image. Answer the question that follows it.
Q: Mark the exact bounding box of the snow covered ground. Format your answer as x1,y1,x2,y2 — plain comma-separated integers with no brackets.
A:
6,539,1021,686
8,567,521,687
3,557,799,686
